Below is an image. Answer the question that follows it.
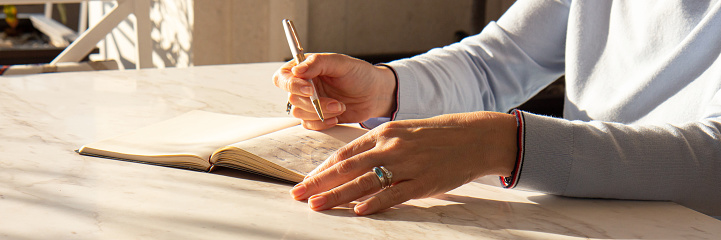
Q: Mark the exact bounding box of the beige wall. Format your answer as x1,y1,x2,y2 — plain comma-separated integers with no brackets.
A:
306,0,473,56
193,0,476,65
192,0,308,65
91,0,514,69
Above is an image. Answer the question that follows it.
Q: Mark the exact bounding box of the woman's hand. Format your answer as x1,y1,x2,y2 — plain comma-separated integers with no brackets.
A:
272,53,397,130
289,111,518,215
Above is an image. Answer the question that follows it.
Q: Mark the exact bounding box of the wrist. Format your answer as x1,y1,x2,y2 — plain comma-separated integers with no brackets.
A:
373,64,399,119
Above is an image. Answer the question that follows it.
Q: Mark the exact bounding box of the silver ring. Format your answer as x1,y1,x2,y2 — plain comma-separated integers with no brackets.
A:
372,167,387,189
380,166,393,188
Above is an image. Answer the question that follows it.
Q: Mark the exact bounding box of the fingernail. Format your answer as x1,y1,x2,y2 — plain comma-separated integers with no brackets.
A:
290,183,307,198
327,102,342,112
355,202,369,215
300,86,312,95
309,195,327,209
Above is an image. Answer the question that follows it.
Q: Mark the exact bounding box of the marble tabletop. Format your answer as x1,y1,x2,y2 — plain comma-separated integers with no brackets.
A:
1,62,719,239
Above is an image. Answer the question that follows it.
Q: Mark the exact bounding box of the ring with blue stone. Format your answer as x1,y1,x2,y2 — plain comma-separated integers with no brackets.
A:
373,166,387,189
373,166,393,189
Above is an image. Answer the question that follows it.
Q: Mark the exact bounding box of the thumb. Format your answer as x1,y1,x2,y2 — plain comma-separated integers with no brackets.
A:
292,53,360,79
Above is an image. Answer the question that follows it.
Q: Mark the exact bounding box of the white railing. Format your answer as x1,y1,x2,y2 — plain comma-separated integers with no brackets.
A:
0,0,151,69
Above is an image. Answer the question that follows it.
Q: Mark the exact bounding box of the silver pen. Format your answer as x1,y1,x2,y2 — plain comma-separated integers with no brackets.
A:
283,19,324,122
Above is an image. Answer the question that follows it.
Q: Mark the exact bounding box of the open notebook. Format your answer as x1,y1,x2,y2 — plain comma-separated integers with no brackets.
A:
78,110,368,183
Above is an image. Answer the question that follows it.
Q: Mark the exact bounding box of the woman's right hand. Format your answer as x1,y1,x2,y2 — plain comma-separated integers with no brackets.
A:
272,53,397,130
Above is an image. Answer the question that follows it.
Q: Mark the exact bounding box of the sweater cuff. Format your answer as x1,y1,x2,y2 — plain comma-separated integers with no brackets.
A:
512,112,574,195
501,109,525,188
383,61,426,121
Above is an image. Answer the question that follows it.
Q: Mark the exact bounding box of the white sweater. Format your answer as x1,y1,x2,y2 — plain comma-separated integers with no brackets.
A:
381,0,721,217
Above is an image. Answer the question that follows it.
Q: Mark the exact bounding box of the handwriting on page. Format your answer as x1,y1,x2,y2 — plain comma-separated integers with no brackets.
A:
231,126,354,175
265,135,343,167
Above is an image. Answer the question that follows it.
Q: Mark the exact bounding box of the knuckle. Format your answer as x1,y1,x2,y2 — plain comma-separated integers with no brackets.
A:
325,188,342,203
272,71,281,87
273,67,295,90
385,137,403,149
371,123,413,151
334,145,355,161
284,79,296,93
290,106,306,119
307,53,324,63
335,159,356,175
304,176,322,189
321,155,342,169
355,173,377,192
381,121,401,129
288,94,303,106
375,123,400,138
326,150,343,164
375,135,403,152
376,187,405,208
375,122,392,133
386,186,404,201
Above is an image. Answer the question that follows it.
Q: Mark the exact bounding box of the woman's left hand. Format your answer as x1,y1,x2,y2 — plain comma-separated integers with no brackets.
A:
289,111,518,215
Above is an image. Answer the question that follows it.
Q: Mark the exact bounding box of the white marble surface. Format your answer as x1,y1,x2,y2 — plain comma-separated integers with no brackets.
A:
1,63,720,239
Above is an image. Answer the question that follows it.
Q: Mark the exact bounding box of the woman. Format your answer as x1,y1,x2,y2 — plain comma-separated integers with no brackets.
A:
273,0,721,218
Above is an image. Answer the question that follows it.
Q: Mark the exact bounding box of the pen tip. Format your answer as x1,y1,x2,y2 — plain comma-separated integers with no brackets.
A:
311,99,324,122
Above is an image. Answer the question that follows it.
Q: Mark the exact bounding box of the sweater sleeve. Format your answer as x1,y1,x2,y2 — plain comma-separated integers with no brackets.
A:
386,0,569,121
515,107,721,215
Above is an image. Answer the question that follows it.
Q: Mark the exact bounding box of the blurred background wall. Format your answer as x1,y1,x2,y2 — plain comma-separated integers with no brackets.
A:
12,0,564,116
86,0,514,69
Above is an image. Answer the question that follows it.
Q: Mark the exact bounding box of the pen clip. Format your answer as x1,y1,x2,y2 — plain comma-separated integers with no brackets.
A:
283,19,305,61
288,21,303,53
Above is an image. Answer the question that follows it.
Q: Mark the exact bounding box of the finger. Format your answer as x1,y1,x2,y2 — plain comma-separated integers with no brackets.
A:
300,119,338,131
288,94,327,114
292,53,361,79
272,60,297,90
273,61,314,97
291,97,346,120
354,180,420,215
292,137,378,200
307,171,383,211
306,130,379,178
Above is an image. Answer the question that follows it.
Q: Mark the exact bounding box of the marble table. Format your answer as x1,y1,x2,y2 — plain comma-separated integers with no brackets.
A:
1,62,719,239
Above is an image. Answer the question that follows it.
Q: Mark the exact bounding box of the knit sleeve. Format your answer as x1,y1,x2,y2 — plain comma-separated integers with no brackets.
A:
514,110,721,216
386,0,570,121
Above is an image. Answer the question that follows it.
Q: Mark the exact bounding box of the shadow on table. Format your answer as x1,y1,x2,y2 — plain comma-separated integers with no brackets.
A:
210,167,296,186
317,193,676,239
